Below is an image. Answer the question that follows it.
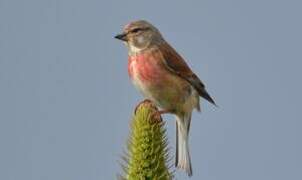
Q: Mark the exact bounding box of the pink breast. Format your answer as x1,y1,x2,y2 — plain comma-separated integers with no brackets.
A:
128,53,164,83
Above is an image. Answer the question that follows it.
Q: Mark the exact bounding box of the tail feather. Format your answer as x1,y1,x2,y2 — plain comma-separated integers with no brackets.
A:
200,88,217,106
175,114,192,176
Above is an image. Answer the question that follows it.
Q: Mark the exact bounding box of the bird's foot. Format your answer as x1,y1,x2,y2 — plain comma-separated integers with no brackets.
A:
134,99,152,114
150,109,172,120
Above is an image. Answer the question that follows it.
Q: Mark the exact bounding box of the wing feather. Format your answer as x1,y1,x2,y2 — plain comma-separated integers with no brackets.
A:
158,42,216,106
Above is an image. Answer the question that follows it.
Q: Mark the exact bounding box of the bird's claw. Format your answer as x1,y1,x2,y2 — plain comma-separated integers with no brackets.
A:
134,99,152,115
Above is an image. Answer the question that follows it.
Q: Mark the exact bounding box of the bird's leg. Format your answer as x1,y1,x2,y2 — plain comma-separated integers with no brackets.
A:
151,109,172,120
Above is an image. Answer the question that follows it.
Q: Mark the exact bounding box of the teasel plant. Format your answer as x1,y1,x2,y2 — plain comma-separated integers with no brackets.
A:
119,100,173,180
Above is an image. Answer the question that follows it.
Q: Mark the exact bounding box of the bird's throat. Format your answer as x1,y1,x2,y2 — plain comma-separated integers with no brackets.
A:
128,44,145,55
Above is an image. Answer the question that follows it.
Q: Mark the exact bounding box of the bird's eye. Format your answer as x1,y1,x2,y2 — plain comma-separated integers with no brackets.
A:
131,28,142,33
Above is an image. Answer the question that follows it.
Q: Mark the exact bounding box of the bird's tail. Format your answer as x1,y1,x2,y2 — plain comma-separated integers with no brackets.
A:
175,113,192,176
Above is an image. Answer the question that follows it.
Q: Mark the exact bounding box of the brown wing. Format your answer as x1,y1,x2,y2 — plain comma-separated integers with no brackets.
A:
158,42,216,106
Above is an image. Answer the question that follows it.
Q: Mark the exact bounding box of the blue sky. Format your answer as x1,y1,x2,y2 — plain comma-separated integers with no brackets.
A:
0,0,301,179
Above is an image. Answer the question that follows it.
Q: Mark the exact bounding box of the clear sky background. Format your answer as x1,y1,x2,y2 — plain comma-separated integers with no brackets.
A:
0,0,301,179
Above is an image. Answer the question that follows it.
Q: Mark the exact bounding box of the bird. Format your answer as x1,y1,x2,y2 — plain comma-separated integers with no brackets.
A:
115,20,216,177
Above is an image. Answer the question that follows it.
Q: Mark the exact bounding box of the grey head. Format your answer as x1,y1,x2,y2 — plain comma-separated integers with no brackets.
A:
115,20,164,54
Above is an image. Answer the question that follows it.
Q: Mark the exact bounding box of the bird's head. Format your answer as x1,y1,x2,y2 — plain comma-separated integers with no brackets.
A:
115,20,164,54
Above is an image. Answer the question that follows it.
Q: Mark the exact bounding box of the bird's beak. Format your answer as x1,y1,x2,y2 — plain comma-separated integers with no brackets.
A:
114,33,127,41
